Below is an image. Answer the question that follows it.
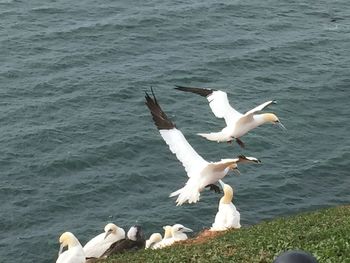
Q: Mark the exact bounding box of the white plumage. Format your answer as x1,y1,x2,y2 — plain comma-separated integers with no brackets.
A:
175,86,284,146
56,232,85,263
145,91,261,205
83,223,125,258
211,181,241,231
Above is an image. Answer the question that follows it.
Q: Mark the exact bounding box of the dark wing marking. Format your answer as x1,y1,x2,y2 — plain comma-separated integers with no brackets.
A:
145,88,175,130
175,85,215,97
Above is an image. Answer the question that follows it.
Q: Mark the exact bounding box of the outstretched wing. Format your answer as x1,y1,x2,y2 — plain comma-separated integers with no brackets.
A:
244,100,276,116
145,90,208,177
175,86,242,127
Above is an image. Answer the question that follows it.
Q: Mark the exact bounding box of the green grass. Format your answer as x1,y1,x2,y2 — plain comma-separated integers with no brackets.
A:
100,206,350,263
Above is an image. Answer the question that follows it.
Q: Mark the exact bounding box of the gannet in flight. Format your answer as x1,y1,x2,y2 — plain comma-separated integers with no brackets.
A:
175,85,285,148
101,225,145,258
83,223,125,259
145,89,261,205
211,181,241,231
56,232,85,263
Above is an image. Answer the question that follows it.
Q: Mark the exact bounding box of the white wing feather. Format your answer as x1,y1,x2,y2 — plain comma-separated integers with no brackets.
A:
207,90,242,127
244,100,275,116
159,128,208,177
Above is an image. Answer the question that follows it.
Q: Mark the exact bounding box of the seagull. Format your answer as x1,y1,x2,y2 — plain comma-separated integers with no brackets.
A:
145,89,261,205
145,233,162,249
175,85,285,148
211,181,241,231
101,225,145,258
83,223,125,259
56,232,85,263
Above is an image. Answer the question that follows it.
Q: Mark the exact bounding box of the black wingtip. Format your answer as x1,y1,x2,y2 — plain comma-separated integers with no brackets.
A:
144,88,176,130
174,85,215,97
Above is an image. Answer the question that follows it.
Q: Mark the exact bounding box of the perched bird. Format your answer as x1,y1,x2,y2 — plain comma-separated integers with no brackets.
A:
152,225,173,249
145,233,162,249
83,223,125,258
211,180,241,231
145,89,261,205
153,224,193,248
56,232,85,263
175,85,285,148
101,225,145,258
170,224,193,242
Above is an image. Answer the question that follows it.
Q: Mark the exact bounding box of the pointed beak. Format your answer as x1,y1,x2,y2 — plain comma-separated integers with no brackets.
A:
58,244,64,256
232,168,241,176
104,230,112,240
276,121,286,130
182,227,193,233
218,180,225,189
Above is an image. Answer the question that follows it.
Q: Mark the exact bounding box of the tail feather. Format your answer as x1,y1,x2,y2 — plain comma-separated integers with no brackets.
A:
197,132,227,142
169,184,201,206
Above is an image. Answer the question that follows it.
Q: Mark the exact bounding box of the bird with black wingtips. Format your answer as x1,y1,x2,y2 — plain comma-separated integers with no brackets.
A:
211,180,241,231
83,223,125,259
56,232,85,263
101,225,145,258
145,88,261,206
175,85,285,148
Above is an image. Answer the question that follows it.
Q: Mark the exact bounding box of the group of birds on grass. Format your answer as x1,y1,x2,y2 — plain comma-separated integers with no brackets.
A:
56,86,284,263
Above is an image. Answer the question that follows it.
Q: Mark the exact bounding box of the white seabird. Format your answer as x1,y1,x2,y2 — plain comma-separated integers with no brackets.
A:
145,90,261,205
56,232,85,263
101,225,145,257
83,223,125,258
153,224,193,248
145,233,162,249
211,180,241,231
175,85,285,148
152,225,173,249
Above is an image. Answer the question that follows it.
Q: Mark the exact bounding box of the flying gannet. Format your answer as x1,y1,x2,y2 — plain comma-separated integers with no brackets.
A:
175,85,285,148
145,89,261,205
83,223,125,259
101,225,145,258
56,232,85,263
211,180,241,231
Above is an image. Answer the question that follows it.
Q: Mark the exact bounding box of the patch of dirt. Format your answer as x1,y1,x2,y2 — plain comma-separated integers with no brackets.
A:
182,228,228,245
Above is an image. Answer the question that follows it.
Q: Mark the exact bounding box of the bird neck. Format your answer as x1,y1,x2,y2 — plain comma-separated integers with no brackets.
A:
220,191,233,204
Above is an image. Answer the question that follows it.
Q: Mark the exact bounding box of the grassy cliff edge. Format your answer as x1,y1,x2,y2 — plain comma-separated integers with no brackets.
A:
101,206,350,263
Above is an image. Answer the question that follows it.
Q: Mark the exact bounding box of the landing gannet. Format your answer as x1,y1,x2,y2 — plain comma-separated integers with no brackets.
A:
145,90,261,205
175,85,285,148
211,181,241,231
56,232,85,263
101,225,145,258
83,223,125,258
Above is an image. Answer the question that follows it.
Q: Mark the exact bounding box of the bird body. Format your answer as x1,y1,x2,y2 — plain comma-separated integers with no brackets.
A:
56,232,85,263
101,225,145,258
145,233,162,249
211,181,241,231
145,90,261,205
83,223,125,258
175,86,284,146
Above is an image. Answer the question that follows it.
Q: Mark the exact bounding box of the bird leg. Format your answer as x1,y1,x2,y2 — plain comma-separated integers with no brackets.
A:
205,184,221,194
236,138,245,148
